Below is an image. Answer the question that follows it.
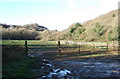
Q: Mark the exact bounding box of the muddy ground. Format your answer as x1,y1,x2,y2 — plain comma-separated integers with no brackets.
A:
29,50,120,79
52,56,120,78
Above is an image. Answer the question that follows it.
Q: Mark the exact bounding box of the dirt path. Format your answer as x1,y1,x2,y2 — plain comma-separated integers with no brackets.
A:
29,51,120,78
51,55,120,78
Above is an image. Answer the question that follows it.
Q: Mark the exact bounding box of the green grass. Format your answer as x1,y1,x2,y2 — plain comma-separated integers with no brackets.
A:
2,45,41,78
2,57,38,77
1,40,58,45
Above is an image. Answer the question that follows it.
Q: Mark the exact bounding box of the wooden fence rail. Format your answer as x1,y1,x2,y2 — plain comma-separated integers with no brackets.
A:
2,40,118,54
24,41,117,54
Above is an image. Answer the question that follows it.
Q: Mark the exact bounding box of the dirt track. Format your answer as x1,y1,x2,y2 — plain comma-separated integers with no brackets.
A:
30,49,120,78
52,55,120,78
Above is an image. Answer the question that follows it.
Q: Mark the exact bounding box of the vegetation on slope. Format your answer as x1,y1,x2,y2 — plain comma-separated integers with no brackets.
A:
58,9,118,41
1,23,48,40
1,10,119,41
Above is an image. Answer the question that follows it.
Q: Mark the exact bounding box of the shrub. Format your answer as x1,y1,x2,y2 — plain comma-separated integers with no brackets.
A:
69,23,82,33
93,23,107,36
112,14,115,17
77,27,85,34
69,28,75,33
75,23,82,27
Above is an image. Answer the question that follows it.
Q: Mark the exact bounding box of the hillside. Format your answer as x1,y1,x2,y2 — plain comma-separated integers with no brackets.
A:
56,9,118,42
1,9,119,41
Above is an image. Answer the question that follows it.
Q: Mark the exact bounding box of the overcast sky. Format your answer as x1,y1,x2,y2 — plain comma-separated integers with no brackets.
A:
0,0,119,31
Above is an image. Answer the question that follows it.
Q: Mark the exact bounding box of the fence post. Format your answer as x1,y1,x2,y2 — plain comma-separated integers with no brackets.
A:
58,41,61,52
91,44,94,52
78,44,80,52
106,43,108,52
25,41,28,52
112,41,116,51
118,41,120,56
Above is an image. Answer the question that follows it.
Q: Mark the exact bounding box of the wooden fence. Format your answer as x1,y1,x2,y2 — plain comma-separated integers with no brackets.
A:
2,40,119,55
24,41,119,55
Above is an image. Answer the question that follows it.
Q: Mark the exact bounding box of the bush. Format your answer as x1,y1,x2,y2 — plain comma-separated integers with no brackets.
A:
75,23,82,27
93,23,107,36
112,14,116,17
69,23,82,33
77,27,85,34
69,28,75,33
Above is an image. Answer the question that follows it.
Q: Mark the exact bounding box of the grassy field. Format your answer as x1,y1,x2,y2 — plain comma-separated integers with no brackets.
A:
1,40,118,45
1,40,58,45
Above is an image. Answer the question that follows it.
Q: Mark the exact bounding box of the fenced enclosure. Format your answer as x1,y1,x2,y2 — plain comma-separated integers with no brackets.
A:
2,40,119,57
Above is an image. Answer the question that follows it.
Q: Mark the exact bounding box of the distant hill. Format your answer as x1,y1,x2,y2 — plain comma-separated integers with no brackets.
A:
1,23,48,40
0,23,48,31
